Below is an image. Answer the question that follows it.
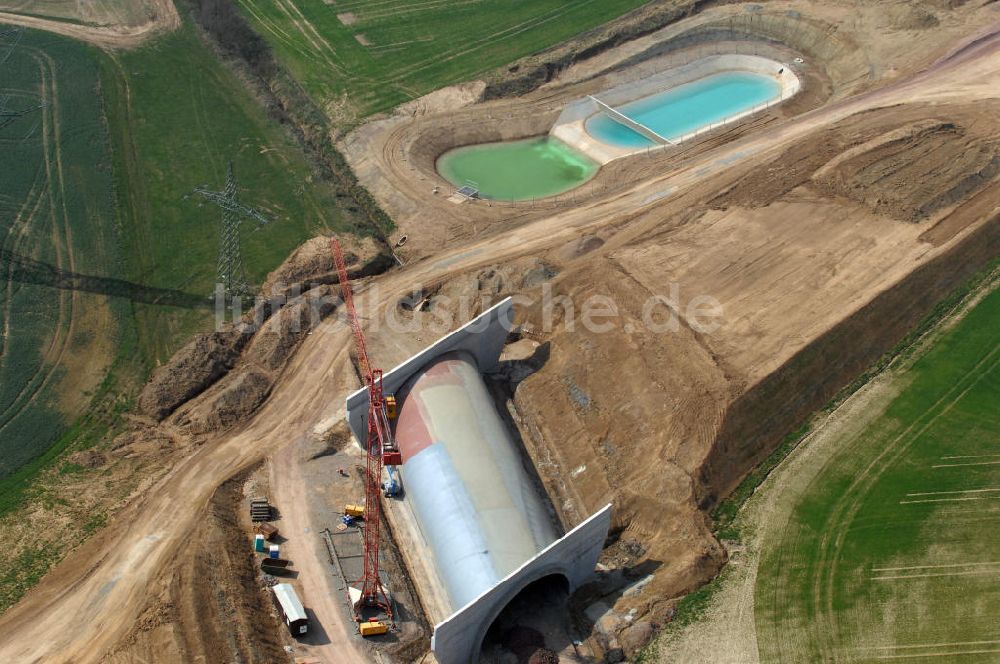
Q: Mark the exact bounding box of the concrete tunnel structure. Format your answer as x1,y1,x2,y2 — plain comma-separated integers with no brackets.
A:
346,298,612,663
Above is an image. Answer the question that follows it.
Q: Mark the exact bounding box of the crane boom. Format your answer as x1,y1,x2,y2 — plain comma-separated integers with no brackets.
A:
331,238,372,381
331,238,402,466
331,237,394,627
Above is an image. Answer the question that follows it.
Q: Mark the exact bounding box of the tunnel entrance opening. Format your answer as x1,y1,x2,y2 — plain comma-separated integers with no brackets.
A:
478,574,573,663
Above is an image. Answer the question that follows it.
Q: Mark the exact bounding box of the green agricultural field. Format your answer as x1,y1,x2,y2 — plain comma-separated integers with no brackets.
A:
232,0,650,118
755,282,1000,661
0,21,363,488
100,17,362,364
0,29,121,480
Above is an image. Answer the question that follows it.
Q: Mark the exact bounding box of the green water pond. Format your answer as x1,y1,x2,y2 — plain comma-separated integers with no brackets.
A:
437,136,598,201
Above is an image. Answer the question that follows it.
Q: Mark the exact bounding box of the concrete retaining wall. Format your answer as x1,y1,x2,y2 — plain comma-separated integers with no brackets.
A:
431,504,612,664
346,300,611,662
345,298,514,442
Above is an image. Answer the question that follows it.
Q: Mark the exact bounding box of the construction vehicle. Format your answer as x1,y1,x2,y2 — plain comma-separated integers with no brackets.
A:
331,237,396,630
358,620,388,637
382,466,402,498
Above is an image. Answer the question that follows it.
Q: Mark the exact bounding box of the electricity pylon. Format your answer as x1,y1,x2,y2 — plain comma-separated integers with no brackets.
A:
194,162,270,297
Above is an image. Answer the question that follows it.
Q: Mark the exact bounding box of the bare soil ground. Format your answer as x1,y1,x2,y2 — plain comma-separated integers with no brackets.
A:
340,0,992,260
103,467,289,663
266,439,369,663
0,0,179,48
655,372,908,664
659,270,1000,663
0,3,999,664
346,3,1000,651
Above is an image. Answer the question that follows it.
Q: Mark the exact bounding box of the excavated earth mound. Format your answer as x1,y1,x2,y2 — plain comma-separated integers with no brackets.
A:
261,234,390,298
139,236,362,430
712,116,1000,224
813,122,1000,221
243,285,339,371
172,285,340,434
172,369,273,435
138,328,252,421
504,102,1000,623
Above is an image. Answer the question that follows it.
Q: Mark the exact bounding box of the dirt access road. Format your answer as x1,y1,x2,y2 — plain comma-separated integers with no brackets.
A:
267,428,370,663
0,23,996,664
0,0,179,48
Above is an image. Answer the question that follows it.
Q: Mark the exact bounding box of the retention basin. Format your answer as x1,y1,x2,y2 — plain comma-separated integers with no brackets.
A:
585,70,782,148
437,136,598,201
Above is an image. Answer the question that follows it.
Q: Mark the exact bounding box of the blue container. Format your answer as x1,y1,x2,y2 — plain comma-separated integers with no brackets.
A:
269,545,280,559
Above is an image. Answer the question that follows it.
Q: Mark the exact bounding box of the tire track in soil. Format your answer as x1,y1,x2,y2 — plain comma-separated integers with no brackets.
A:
0,49,64,434
0,169,46,385
382,0,596,86
0,177,48,428
0,46,82,444
0,0,179,49
809,341,1000,659
0,24,997,663
0,46,49,384
236,0,315,63
274,0,343,73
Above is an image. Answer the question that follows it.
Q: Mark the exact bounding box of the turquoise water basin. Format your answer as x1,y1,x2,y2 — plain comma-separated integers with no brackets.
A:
585,71,781,147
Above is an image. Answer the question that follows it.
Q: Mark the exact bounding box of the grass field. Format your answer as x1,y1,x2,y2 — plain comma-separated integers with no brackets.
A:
0,20,370,610
0,0,154,28
0,21,364,483
232,0,650,118
0,29,121,479
100,17,364,364
755,281,1000,661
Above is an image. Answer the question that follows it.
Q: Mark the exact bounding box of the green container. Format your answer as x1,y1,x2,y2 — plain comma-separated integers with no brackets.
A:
254,534,265,552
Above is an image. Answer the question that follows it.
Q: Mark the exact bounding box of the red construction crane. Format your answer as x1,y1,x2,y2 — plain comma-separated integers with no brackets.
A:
331,237,399,628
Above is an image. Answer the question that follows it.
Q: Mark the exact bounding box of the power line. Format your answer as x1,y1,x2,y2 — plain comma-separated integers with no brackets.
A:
0,26,24,66
0,95,48,131
194,162,270,297
1,28,48,131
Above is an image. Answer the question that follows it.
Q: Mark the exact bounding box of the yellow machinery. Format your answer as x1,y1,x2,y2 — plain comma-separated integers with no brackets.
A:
344,503,365,517
384,395,397,419
359,620,388,637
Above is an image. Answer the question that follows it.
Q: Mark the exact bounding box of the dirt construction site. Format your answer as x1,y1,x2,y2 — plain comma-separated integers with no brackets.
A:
1,0,999,662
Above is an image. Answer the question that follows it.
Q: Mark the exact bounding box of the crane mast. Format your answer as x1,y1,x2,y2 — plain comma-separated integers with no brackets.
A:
330,238,396,626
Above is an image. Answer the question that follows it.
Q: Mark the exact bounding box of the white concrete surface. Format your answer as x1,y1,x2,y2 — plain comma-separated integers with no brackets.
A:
345,297,513,443
345,300,612,662
431,504,613,664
